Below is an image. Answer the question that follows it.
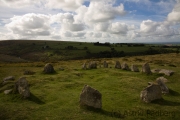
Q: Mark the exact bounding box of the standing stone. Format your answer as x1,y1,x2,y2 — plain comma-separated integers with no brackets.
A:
79,85,102,109
88,61,97,69
82,63,87,70
103,61,108,68
156,77,168,83
140,84,162,103
159,69,174,76
121,62,130,70
43,63,55,73
15,77,30,98
141,63,152,74
115,61,121,69
151,69,174,76
131,64,139,72
23,70,35,75
151,69,161,74
156,77,169,94
148,82,154,85
4,89,13,95
3,76,15,82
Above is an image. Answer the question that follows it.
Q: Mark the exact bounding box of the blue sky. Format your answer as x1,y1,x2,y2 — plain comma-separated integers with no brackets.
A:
0,0,179,43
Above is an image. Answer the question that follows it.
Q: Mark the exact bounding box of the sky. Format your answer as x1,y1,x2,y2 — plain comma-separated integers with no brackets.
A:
0,0,180,43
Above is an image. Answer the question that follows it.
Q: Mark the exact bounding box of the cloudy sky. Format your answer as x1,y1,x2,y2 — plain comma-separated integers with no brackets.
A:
0,0,180,43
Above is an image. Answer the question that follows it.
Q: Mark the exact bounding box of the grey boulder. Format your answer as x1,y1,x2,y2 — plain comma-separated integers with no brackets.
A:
131,64,139,72
15,77,30,98
115,61,121,69
156,77,169,94
79,85,102,109
141,63,152,74
43,63,55,74
140,84,162,103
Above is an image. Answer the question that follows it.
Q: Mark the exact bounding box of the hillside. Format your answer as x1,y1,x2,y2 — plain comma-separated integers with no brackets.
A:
0,40,177,62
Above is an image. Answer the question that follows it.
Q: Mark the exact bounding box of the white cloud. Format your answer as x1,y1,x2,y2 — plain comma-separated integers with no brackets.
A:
74,5,88,24
129,31,141,39
94,21,134,34
51,13,74,24
45,0,84,11
60,31,85,38
140,20,159,33
0,0,179,42
101,32,111,38
5,13,51,38
51,35,61,40
61,31,72,37
84,1,126,23
92,32,102,38
1,0,41,8
85,31,102,38
74,0,127,28
167,3,180,24
108,22,129,34
73,32,86,37
52,13,85,31
169,14,180,22
139,18,180,40
156,25,178,36
0,32,9,39
94,22,109,31
65,23,85,31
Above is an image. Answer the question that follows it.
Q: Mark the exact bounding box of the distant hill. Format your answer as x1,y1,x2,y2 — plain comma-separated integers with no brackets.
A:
0,40,178,62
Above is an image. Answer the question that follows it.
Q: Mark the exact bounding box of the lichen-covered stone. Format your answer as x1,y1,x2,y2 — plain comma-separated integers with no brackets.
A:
88,61,97,69
79,85,102,108
131,64,139,72
156,77,169,94
103,61,108,68
159,69,174,76
82,63,87,70
43,63,55,73
121,62,130,70
15,77,30,98
115,61,121,69
140,84,162,103
3,76,15,82
141,63,152,74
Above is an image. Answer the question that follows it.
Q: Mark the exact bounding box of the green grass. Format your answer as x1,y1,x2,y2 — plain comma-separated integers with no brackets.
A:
0,53,180,119
0,40,167,62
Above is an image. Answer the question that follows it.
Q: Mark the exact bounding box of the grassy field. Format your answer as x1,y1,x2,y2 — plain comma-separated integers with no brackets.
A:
0,53,180,120
0,40,174,62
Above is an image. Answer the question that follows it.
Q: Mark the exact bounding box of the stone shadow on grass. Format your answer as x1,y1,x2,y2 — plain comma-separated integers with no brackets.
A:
169,89,180,96
151,99,180,106
41,71,58,75
80,105,125,119
28,93,45,105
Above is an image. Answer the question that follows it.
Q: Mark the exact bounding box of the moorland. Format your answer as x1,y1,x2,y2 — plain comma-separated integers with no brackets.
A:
0,40,180,120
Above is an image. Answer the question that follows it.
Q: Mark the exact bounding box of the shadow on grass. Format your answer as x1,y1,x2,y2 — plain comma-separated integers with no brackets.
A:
0,106,11,120
152,99,180,106
169,89,180,96
28,93,45,105
41,71,58,75
80,105,125,119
